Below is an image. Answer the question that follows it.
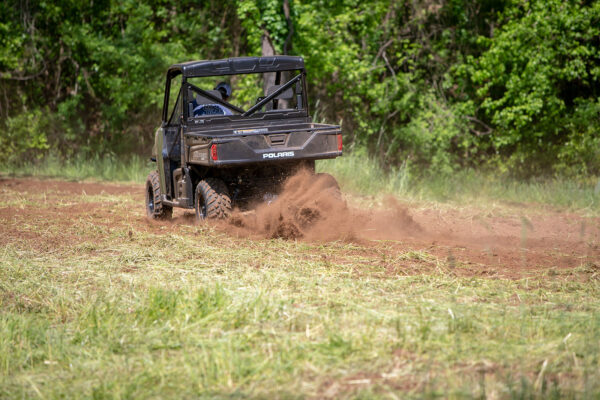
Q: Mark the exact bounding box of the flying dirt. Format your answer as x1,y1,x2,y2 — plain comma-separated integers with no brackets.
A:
220,169,423,242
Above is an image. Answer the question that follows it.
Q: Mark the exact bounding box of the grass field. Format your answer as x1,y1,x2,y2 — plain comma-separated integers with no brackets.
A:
2,152,599,213
1,175,599,398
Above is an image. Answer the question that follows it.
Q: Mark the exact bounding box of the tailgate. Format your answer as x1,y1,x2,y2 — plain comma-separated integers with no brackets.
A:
186,123,342,166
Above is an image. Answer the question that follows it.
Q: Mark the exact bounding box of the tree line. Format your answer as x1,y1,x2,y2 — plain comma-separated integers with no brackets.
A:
1,0,598,177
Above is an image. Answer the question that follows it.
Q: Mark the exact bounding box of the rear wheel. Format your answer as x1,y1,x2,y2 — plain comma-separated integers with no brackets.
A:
195,178,232,220
146,171,172,220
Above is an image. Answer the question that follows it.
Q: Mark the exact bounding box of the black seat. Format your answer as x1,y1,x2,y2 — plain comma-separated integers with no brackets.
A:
265,85,293,111
188,89,224,116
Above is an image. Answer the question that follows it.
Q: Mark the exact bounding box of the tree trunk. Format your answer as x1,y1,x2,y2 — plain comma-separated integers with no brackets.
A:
261,29,276,97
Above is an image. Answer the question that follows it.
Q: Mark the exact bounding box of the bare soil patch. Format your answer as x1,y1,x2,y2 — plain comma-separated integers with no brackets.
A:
1,176,598,279
0,177,139,196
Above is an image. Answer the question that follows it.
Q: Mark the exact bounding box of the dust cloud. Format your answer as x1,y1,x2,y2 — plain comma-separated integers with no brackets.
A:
218,169,422,242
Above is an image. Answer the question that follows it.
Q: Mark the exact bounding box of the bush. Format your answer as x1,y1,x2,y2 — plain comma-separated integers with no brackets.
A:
460,0,600,175
1,109,51,163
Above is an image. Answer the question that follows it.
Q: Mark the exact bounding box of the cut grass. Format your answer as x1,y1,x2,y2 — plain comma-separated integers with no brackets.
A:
1,185,599,398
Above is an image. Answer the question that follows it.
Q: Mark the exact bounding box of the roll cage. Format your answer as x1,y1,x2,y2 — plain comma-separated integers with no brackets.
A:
162,56,309,126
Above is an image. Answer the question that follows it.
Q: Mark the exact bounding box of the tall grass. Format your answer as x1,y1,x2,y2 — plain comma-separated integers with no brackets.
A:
2,151,598,211
0,154,151,183
318,153,600,212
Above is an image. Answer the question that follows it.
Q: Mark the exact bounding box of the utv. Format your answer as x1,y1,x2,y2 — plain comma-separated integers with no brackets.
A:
146,56,342,220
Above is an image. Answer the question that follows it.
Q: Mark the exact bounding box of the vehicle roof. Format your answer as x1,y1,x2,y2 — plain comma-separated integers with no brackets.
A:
168,56,304,78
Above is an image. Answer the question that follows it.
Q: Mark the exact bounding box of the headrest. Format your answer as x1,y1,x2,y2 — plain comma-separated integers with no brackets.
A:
266,85,293,100
193,90,224,105
215,82,231,99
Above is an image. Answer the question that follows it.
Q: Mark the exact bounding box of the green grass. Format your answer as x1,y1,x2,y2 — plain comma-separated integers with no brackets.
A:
1,185,599,398
2,151,599,212
0,154,152,183
318,153,600,213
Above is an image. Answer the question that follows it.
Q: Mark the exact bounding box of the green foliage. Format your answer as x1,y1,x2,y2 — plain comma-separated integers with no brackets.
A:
461,0,600,175
0,109,50,163
0,0,238,156
557,99,600,176
0,0,599,177
237,0,292,53
384,92,466,174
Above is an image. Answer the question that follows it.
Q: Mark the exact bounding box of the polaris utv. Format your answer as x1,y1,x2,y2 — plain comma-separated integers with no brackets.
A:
146,56,342,220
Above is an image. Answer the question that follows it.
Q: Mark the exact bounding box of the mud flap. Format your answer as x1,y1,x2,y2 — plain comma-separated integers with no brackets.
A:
154,128,166,196
181,167,194,208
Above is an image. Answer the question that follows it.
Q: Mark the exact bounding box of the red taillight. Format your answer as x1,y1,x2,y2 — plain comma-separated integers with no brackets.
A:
210,144,218,161
337,134,343,151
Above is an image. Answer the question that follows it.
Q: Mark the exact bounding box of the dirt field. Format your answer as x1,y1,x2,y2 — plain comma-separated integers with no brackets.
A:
2,175,600,398
2,176,598,279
